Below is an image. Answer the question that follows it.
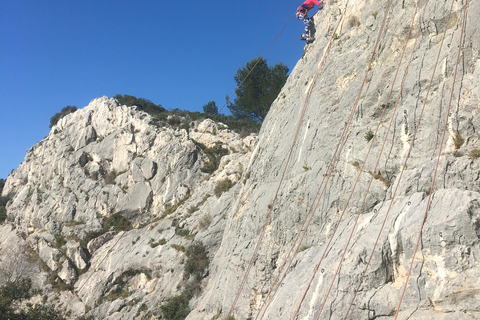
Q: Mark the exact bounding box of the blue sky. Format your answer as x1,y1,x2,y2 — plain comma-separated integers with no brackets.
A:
0,0,317,179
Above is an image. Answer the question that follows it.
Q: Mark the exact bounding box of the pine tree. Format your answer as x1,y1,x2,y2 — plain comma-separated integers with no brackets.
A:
228,57,288,122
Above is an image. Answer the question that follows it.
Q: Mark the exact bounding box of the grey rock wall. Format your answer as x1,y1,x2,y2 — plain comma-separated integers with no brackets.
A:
189,0,480,319
1,0,479,318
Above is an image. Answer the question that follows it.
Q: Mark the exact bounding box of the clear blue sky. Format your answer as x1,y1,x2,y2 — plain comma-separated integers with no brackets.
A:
0,0,317,179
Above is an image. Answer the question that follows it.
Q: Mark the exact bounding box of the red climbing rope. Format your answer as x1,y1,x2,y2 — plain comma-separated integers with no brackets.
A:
254,8,347,320
290,0,394,317
313,0,429,317
394,0,467,318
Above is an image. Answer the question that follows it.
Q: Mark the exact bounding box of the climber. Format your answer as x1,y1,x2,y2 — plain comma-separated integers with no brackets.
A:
297,0,324,43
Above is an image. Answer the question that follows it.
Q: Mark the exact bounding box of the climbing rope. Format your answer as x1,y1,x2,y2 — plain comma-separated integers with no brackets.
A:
290,0,394,317
394,0,467,318
56,12,296,320
254,8,348,320
225,12,332,319
312,0,428,317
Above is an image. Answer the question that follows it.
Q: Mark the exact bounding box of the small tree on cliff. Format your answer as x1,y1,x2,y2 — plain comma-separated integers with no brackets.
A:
228,57,288,122
202,101,218,115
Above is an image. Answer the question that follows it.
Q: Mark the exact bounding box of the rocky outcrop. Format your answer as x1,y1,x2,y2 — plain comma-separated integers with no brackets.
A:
1,96,256,318
1,0,479,318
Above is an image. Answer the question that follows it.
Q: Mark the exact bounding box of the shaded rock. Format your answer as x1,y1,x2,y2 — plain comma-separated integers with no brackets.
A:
66,240,88,270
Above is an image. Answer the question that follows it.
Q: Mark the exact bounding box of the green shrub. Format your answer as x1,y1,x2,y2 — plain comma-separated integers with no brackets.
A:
49,106,77,128
160,290,191,320
0,278,66,320
468,148,480,159
103,213,132,233
114,94,165,114
203,101,219,115
196,142,229,174
453,132,464,149
364,128,374,142
184,242,209,280
53,233,67,249
214,179,235,198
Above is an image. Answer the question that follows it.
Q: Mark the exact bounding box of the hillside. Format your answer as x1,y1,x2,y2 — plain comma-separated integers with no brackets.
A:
1,0,479,319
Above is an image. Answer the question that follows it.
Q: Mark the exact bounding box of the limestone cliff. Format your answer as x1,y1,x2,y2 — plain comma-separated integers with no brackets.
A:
1,0,480,319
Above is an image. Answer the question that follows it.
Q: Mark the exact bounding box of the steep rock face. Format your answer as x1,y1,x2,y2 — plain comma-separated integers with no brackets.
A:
1,0,479,319
189,0,480,319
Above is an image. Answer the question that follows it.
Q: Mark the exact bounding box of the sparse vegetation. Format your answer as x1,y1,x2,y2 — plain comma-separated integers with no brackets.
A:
160,289,192,320
453,150,463,157
171,244,185,252
0,277,66,320
197,215,212,230
243,171,251,184
196,142,229,174
105,170,119,185
49,106,77,128
373,172,390,188
184,242,209,281
149,238,167,248
298,245,311,252
468,147,480,159
163,192,191,217
453,132,464,149
348,15,361,28
302,161,311,171
364,128,374,142
53,233,67,249
214,179,235,198
103,213,132,233
187,205,199,214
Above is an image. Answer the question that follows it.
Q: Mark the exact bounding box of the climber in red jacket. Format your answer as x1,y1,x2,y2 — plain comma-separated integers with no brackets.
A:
297,0,324,42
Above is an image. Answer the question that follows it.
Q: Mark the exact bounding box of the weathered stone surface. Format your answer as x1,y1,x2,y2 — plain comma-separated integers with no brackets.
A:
0,0,479,318
58,260,77,285
65,240,88,270
87,231,115,255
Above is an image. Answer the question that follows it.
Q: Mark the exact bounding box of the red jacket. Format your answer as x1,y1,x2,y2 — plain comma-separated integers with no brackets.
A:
298,0,321,12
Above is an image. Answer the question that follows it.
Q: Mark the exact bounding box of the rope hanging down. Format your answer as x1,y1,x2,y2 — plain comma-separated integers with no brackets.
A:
340,0,452,316
313,0,429,316
254,8,347,320
291,0,394,317
226,12,330,319
394,0,467,318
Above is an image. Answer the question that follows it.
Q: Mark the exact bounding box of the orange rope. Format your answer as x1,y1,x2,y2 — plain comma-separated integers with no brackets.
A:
290,0,394,317
254,9,347,320
394,0,467,317
224,13,327,319
313,0,428,316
